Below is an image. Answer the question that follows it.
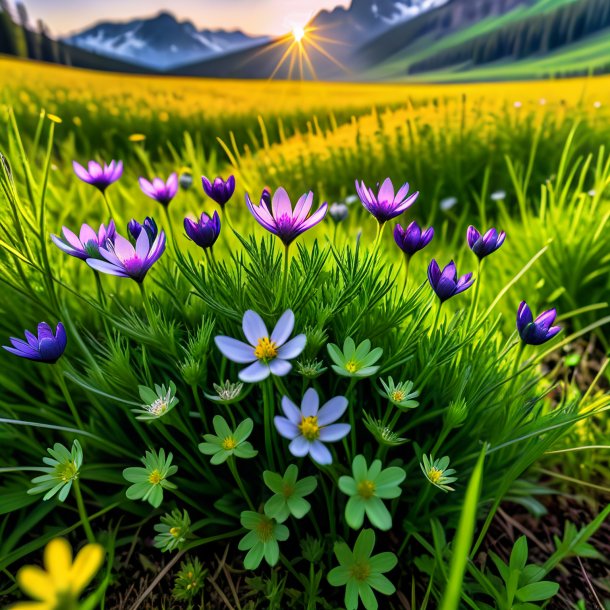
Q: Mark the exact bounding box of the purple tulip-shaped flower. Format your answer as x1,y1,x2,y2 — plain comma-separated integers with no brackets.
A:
516,301,561,345
428,259,474,302
3,322,67,363
260,187,272,209
355,177,419,224
73,160,123,192
51,221,116,260
246,187,328,246
128,217,158,242
274,388,350,465
202,175,235,207
467,226,506,259
394,221,434,257
184,211,221,249
215,309,306,383
86,227,166,283
139,173,178,207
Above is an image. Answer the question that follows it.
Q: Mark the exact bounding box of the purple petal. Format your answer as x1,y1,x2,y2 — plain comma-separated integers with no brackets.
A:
317,396,349,426
318,423,350,442
270,310,295,345
276,334,306,359
239,360,270,383
274,416,299,440
242,310,268,345
289,435,310,457
269,358,292,376
309,440,332,465
281,396,302,425
214,336,257,363
301,388,319,417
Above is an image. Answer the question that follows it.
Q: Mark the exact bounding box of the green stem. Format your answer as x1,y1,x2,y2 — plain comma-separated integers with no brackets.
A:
262,379,277,471
227,457,255,510
372,221,386,252
468,259,483,328
54,368,84,430
400,254,410,298
191,385,208,430
222,205,234,232
162,205,177,247
102,190,118,222
282,244,290,301
73,479,95,543
432,302,443,335
138,282,156,328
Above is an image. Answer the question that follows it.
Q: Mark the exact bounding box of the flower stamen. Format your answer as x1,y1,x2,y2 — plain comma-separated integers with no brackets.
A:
254,337,278,361
299,415,320,441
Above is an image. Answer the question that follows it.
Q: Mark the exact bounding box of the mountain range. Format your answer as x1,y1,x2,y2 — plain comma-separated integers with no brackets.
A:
3,0,609,81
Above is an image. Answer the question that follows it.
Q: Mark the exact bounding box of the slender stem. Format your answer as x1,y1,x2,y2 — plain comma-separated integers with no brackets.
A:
222,205,234,232
73,479,95,543
102,190,118,221
282,244,290,300
400,254,410,298
191,385,208,430
138,282,156,328
162,206,176,247
93,271,106,307
262,379,277,471
54,368,84,430
227,456,255,510
468,259,483,328
372,221,386,252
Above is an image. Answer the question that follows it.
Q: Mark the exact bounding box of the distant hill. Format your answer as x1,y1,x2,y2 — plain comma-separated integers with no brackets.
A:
63,11,268,70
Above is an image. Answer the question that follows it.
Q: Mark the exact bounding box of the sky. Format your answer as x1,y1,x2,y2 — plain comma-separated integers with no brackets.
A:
17,0,349,37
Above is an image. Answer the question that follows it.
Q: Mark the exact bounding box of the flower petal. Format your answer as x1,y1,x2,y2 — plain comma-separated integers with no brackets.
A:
242,310,268,345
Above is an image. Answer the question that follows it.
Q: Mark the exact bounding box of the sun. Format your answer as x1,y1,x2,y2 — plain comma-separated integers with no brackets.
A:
292,24,306,43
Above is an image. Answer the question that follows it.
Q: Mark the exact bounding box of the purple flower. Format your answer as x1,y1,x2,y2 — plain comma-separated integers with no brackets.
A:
128,217,158,242
516,302,561,345
73,160,123,192
467,226,506,259
215,309,306,383
184,211,221,249
138,173,178,207
246,187,328,246
394,221,434,257
274,388,350,465
3,322,67,363
355,178,418,224
329,203,349,223
202,175,235,207
260,187,272,209
86,227,166,283
51,221,116,260
427,260,474,302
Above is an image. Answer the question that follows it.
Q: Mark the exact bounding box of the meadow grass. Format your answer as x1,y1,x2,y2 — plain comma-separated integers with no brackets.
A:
1,57,610,608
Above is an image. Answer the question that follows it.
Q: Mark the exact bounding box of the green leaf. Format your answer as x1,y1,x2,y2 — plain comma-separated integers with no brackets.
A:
510,536,529,572
516,581,559,602
439,445,486,610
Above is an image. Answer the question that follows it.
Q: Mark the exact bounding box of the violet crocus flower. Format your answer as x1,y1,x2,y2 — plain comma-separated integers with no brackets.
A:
467,226,506,259
87,227,166,283
128,217,158,242
73,160,123,192
428,260,474,302
3,322,66,363
260,187,272,209
184,211,221,249
51,221,116,260
516,302,561,345
138,173,178,207
202,175,235,207
274,388,350,465
246,187,328,246
215,309,306,383
394,221,434,257
355,178,419,224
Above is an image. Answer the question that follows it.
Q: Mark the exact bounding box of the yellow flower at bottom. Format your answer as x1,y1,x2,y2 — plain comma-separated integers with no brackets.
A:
13,538,104,610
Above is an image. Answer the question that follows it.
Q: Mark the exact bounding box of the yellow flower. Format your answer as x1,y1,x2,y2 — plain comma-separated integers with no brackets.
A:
13,538,104,610
128,133,146,142
47,114,62,124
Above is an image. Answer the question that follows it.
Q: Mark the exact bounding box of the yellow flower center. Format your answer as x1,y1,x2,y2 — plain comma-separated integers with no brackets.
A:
350,562,371,582
256,518,274,542
170,527,181,538
149,398,168,416
428,467,443,484
299,416,320,441
222,436,237,450
254,337,278,360
391,390,405,402
345,360,358,373
148,469,163,485
58,461,78,482
357,480,376,499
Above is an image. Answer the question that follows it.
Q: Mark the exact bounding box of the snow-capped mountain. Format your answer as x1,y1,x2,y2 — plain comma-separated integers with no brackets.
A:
63,12,268,70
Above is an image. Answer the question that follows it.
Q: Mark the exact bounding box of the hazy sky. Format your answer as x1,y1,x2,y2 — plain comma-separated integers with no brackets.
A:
18,0,349,37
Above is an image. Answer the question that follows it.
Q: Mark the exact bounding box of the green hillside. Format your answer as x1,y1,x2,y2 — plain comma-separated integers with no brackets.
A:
363,0,605,81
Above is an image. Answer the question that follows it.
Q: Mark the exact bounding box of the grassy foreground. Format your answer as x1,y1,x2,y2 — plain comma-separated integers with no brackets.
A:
0,57,610,608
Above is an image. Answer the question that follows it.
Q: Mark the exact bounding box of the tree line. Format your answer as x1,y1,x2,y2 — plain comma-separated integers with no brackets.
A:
409,0,610,76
